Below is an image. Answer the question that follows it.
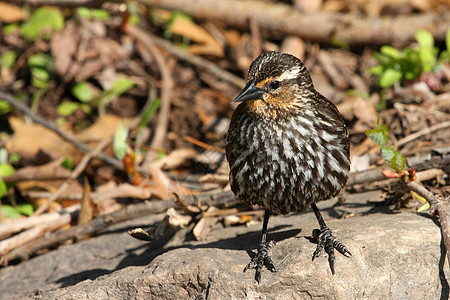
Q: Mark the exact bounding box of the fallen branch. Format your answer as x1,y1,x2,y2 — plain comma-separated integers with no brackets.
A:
140,0,450,46
347,151,450,186
33,136,112,215
0,212,71,258
0,91,123,170
2,158,71,183
3,0,105,7
396,121,450,148
0,206,77,240
1,190,236,265
405,180,450,265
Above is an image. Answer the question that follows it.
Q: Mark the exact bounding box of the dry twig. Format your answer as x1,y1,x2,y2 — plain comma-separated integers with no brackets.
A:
396,121,450,148
405,181,450,264
33,137,112,215
148,32,245,88
1,191,237,264
125,25,174,166
140,0,450,46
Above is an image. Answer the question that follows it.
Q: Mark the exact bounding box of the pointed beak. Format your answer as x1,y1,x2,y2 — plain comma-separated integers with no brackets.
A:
232,79,265,103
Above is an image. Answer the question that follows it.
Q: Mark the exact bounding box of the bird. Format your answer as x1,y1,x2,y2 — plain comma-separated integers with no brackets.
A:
225,51,351,283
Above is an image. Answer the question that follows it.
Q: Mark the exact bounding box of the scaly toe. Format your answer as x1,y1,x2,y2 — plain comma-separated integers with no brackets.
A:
244,240,277,283
311,226,351,274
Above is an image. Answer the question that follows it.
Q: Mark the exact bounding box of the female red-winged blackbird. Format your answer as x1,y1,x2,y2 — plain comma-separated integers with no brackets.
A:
226,51,351,282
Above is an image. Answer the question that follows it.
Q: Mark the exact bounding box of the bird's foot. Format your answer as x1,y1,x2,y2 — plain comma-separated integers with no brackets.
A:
312,226,351,274
244,240,277,283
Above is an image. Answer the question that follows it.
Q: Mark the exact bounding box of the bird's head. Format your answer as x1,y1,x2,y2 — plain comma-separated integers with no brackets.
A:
233,51,315,118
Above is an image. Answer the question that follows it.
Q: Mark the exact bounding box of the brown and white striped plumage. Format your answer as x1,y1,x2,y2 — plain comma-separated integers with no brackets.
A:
226,51,350,215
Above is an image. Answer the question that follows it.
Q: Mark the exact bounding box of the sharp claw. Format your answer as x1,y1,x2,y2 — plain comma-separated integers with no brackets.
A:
244,240,277,283
312,226,350,274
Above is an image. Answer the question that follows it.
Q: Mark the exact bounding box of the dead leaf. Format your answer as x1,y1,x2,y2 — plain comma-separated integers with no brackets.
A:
193,207,218,241
149,165,194,200
151,148,197,170
353,96,378,128
94,181,152,214
76,114,123,143
50,22,79,76
170,17,224,57
78,177,94,225
0,3,29,23
5,117,76,162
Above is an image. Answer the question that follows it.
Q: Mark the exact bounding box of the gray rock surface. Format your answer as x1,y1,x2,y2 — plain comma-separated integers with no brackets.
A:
0,190,448,299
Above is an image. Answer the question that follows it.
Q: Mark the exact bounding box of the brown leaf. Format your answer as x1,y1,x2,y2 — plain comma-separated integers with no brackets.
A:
193,207,218,241
353,96,377,128
50,23,79,76
149,166,194,200
76,114,123,144
151,148,197,170
5,117,76,161
170,17,224,57
78,177,94,225
382,168,401,178
0,3,29,23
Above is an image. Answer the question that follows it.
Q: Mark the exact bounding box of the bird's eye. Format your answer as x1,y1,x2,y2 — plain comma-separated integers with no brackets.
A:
270,81,280,89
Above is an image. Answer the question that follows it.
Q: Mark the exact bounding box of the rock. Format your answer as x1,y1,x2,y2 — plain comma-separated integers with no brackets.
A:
38,214,450,299
1,191,448,299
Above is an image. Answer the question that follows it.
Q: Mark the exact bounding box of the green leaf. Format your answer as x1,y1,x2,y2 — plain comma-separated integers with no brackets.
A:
113,123,129,160
371,52,393,66
3,23,20,35
416,29,434,50
446,29,450,55
16,203,34,216
1,51,17,68
28,52,54,69
379,68,402,88
100,77,135,110
0,163,15,177
30,67,51,83
28,53,54,88
57,102,80,117
366,122,389,148
139,98,161,129
368,65,384,76
0,100,12,114
90,9,110,20
21,7,64,40
109,77,134,96
129,14,140,25
0,179,6,198
415,29,436,72
0,204,22,218
79,103,92,114
72,82,95,103
61,157,73,170
381,46,402,59
381,147,406,172
77,7,110,20
8,153,21,164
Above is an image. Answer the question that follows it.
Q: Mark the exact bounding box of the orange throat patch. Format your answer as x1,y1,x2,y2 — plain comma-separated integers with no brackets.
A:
246,96,299,120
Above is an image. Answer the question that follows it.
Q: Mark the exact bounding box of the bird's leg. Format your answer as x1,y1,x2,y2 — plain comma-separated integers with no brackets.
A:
244,210,277,283
311,203,351,274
